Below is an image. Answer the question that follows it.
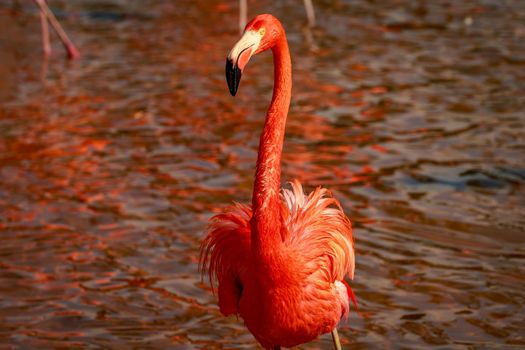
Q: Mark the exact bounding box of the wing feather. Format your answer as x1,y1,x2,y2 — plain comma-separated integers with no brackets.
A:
281,180,355,281
200,202,252,315
200,180,355,316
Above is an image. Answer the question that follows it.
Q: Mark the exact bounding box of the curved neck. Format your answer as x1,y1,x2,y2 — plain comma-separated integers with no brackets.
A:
251,34,292,253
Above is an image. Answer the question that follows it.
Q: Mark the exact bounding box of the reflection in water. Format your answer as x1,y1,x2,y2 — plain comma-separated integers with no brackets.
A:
0,0,524,349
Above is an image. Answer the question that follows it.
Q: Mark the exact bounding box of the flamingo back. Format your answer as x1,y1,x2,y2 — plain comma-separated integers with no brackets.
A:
281,180,355,282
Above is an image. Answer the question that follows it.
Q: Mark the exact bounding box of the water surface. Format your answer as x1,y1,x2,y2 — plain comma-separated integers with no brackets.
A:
0,0,524,349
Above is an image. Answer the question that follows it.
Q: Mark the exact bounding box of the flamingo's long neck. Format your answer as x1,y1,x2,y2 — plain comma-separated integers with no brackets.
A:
252,33,291,258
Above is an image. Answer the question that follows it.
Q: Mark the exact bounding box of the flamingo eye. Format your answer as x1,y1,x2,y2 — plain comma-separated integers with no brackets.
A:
259,28,266,37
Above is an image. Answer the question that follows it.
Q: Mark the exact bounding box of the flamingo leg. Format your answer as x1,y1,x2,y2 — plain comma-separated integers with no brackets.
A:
239,0,247,33
39,2,51,57
33,0,79,59
303,0,316,27
331,328,342,350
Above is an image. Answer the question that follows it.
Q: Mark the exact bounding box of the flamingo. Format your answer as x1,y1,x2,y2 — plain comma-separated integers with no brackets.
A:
33,0,79,59
200,14,356,350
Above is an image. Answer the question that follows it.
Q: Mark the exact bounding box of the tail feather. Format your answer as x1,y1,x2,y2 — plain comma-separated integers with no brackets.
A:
342,279,358,310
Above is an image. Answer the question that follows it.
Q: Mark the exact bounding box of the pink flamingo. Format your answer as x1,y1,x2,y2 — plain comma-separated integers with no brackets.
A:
201,14,355,349
33,0,79,59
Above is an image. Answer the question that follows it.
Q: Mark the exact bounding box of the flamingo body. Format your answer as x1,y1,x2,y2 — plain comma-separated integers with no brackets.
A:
201,14,355,349
202,182,354,348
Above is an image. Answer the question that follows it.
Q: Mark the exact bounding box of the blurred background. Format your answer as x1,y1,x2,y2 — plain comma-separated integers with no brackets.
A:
0,0,524,348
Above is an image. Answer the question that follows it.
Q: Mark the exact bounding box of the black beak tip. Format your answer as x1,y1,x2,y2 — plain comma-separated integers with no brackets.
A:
229,86,238,97
225,58,242,97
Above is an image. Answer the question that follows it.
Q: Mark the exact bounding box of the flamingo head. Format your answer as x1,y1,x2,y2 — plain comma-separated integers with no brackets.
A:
225,14,283,96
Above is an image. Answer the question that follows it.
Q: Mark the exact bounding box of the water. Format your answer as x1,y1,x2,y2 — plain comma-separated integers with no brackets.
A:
0,0,524,348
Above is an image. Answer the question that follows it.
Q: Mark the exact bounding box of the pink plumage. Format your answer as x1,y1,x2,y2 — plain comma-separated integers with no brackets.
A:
200,14,356,350
201,181,355,348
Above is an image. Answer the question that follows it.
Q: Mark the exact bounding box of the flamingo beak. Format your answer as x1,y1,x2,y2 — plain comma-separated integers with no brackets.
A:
225,30,262,96
225,58,242,96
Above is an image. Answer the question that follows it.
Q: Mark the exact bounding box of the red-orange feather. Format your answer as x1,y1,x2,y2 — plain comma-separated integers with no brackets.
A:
200,181,355,348
200,14,356,349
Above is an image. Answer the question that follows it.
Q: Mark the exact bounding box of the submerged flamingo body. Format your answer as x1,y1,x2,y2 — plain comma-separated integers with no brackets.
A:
201,14,355,349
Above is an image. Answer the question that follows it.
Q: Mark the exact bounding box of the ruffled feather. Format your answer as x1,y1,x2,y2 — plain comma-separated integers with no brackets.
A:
200,180,355,317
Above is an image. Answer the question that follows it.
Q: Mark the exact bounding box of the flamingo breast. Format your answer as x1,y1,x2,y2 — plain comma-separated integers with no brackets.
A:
200,180,355,349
